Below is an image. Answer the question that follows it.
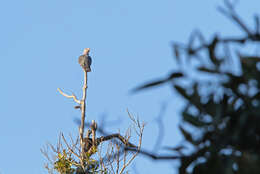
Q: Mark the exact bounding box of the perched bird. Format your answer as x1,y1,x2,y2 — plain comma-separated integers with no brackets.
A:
83,137,93,152
78,48,92,72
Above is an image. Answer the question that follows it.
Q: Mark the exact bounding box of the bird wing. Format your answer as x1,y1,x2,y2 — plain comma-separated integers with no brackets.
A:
88,56,92,66
78,55,85,65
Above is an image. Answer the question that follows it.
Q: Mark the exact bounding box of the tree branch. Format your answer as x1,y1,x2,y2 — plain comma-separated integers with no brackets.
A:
57,88,80,104
96,133,136,148
125,147,180,160
79,70,88,159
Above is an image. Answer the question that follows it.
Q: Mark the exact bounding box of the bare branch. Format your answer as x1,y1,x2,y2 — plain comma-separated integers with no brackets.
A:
61,133,81,159
119,120,144,174
218,1,253,36
116,143,120,174
96,133,137,148
79,70,88,159
125,147,180,160
57,88,80,104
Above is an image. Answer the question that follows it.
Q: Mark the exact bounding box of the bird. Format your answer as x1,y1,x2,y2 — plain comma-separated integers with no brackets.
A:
83,137,93,152
78,48,92,72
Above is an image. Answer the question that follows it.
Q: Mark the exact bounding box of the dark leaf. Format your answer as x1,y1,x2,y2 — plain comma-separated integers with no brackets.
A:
173,85,191,101
174,84,204,112
190,84,205,112
240,56,260,67
132,79,168,92
173,44,180,63
179,125,198,145
132,72,183,93
252,92,260,100
167,72,184,80
224,72,246,92
197,67,219,74
202,99,218,117
164,145,187,152
183,112,206,127
179,147,208,174
208,35,220,66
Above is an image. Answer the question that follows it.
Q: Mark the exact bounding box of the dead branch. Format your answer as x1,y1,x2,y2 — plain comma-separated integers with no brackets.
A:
96,133,137,148
57,88,80,104
61,133,81,159
79,70,88,159
119,119,144,174
125,147,180,160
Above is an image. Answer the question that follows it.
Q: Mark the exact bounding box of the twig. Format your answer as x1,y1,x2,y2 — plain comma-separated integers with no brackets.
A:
69,133,80,152
57,88,80,104
152,102,167,152
218,0,253,36
61,133,81,159
119,122,144,174
125,147,180,160
116,143,120,174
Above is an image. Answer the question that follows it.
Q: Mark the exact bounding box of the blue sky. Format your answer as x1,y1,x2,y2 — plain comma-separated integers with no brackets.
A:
0,0,259,173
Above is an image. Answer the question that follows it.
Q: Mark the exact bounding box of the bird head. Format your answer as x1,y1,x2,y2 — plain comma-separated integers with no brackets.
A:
83,48,90,55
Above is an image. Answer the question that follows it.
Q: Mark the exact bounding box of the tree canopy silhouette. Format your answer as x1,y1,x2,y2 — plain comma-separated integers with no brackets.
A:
133,1,260,173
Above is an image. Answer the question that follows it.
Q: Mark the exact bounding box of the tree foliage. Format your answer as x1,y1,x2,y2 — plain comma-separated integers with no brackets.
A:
134,1,260,173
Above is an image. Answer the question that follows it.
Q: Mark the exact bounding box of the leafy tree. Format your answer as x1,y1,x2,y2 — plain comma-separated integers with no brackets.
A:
133,1,260,173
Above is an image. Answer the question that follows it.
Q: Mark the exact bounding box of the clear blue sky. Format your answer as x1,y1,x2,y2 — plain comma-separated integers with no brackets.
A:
0,0,259,173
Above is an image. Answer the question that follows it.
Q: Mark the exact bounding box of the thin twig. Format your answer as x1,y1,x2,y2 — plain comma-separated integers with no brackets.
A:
218,0,252,36
61,133,81,159
125,147,180,160
116,143,120,174
153,102,167,152
119,123,144,174
57,88,80,104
